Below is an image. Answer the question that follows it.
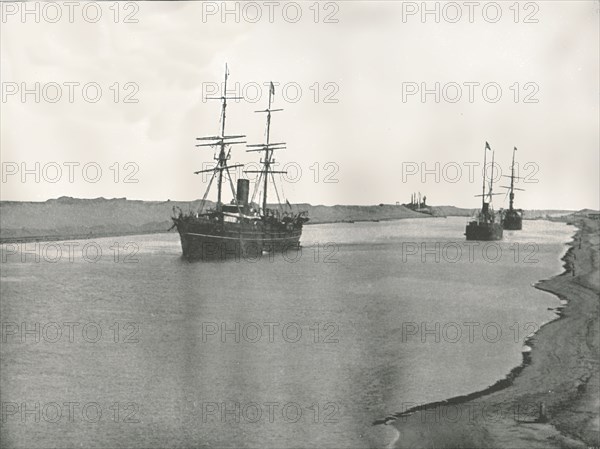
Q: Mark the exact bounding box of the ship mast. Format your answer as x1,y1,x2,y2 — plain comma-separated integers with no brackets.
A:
475,142,502,214
488,149,496,203
262,85,274,212
481,141,490,209
509,146,516,211
245,82,287,214
500,146,524,210
193,64,246,213
216,65,229,207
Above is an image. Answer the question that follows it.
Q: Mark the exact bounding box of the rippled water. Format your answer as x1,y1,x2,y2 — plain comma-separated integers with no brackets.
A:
0,218,574,448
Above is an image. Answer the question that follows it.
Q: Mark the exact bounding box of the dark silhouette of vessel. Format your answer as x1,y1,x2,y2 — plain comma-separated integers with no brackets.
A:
501,147,524,230
404,192,433,215
172,66,308,260
465,142,503,241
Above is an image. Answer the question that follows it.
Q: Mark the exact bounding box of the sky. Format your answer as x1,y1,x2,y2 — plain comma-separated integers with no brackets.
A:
1,1,598,210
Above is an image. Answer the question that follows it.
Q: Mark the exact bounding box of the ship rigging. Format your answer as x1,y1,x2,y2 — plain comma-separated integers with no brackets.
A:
171,65,308,260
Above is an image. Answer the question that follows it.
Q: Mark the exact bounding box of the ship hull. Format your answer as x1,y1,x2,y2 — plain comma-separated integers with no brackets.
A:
173,216,303,260
465,221,503,241
503,210,523,230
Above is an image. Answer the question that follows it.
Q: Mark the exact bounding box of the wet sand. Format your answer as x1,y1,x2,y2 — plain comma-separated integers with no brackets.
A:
384,217,599,448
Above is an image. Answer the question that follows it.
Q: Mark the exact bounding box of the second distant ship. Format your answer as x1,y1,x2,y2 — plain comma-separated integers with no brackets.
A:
501,146,524,230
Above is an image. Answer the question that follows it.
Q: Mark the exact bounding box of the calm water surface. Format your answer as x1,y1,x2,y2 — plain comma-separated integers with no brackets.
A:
0,218,574,448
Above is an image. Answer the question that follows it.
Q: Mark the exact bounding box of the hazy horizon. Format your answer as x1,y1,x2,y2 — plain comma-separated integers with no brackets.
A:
0,194,596,213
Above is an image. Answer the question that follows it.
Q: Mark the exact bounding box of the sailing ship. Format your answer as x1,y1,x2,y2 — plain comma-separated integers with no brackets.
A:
465,142,504,241
172,65,309,260
501,147,524,230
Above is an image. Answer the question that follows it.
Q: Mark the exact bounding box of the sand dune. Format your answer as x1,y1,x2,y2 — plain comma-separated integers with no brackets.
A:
0,197,426,242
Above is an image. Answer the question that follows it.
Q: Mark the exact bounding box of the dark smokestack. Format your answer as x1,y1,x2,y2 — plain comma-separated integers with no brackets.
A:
236,179,250,209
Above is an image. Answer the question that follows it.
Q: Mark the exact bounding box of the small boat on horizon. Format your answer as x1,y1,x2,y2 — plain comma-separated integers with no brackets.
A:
501,146,525,230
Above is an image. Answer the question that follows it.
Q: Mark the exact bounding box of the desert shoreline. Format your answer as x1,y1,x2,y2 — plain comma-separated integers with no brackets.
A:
0,216,430,245
1,196,581,244
384,217,599,448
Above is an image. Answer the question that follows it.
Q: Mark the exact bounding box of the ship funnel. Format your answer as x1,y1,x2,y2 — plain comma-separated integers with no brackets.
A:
236,178,250,208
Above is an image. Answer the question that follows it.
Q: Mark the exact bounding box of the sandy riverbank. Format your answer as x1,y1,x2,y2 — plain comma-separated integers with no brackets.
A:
382,217,599,448
1,196,583,243
0,197,430,243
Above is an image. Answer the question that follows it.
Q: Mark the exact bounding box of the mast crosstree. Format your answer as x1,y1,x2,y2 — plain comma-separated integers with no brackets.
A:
501,147,525,210
244,82,288,214
194,64,246,213
474,141,502,208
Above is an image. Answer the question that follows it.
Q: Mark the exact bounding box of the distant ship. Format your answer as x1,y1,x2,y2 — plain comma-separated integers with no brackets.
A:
172,65,309,260
404,192,433,215
501,147,524,230
465,142,503,241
